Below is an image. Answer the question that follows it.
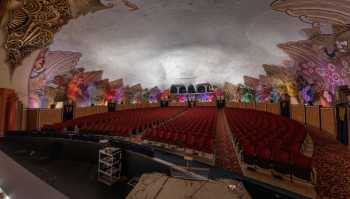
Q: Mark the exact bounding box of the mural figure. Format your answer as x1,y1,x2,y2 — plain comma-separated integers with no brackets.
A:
302,85,315,105
240,86,255,103
149,87,161,103
270,88,280,103
320,90,333,107
28,49,81,108
28,49,48,108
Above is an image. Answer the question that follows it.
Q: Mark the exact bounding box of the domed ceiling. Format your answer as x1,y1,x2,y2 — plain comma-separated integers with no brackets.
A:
49,0,308,89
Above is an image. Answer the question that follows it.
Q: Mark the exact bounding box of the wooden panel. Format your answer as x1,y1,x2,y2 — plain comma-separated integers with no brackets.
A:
129,104,136,109
0,88,18,135
239,103,246,109
75,107,95,118
225,102,233,108
141,103,159,109
266,103,280,115
245,103,255,110
38,109,62,128
169,102,186,107
291,104,305,124
135,104,143,109
16,102,25,131
26,109,40,130
75,106,107,118
320,108,337,137
21,107,27,131
197,102,216,107
97,105,108,113
255,103,267,112
148,103,160,108
117,104,126,110
117,104,137,110
116,104,125,111
305,106,320,129
233,102,240,108
226,102,240,108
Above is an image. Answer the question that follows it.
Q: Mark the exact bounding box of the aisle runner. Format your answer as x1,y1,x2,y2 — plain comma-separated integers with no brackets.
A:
214,110,242,174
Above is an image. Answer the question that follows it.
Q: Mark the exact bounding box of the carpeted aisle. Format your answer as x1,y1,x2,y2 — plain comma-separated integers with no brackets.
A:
308,127,350,199
214,110,242,174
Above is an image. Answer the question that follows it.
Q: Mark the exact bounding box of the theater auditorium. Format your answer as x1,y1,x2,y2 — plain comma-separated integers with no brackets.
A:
0,0,350,199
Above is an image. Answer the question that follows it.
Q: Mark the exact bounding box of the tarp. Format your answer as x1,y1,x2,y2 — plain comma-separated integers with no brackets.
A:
126,173,251,199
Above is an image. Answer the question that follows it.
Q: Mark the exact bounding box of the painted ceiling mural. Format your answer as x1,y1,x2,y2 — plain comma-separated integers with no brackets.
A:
5,0,350,108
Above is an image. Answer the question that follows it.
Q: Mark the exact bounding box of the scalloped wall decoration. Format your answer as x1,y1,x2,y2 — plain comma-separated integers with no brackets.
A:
224,82,240,102
69,0,113,18
277,41,328,65
271,0,350,26
243,76,260,89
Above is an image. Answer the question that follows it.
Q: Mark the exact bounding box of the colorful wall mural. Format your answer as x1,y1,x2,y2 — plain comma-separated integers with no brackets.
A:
28,49,161,108
28,49,82,108
225,1,350,107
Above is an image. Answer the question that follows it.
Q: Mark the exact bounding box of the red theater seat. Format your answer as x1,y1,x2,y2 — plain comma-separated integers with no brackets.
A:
225,108,310,178
46,107,186,137
256,146,271,169
272,150,291,175
293,153,313,181
144,107,217,153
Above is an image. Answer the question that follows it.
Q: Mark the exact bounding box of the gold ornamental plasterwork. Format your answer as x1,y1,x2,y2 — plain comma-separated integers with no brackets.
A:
271,0,350,26
5,0,72,72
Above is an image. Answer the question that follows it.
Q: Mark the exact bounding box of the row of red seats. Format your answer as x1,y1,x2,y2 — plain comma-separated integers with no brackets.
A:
143,107,217,153
225,108,313,182
143,129,214,153
43,107,185,137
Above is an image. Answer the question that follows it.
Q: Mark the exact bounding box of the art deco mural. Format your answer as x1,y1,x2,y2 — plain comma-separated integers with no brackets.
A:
28,49,81,108
244,76,272,103
239,85,255,104
108,78,125,104
126,84,143,104
28,49,164,108
66,70,103,106
148,87,161,103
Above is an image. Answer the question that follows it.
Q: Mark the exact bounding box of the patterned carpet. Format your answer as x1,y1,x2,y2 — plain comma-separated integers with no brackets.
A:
214,110,242,174
308,127,350,199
